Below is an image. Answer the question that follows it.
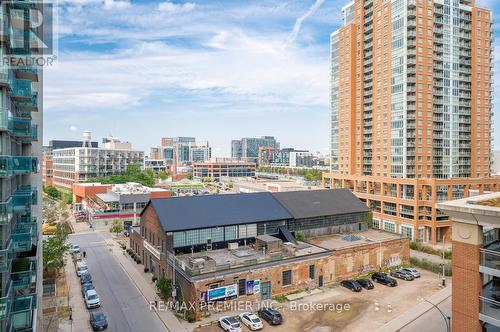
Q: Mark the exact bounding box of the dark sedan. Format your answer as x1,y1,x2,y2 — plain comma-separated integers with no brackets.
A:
356,278,374,290
258,307,283,325
371,272,398,287
80,272,93,284
340,279,362,292
90,310,108,331
81,283,95,298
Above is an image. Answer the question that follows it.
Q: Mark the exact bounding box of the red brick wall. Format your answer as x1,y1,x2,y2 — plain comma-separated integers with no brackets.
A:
451,240,482,332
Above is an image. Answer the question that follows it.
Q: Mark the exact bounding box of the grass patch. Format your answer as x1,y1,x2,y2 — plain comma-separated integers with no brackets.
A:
410,257,451,276
410,242,452,260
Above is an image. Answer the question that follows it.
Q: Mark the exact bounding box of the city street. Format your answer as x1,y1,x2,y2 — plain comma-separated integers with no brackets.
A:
68,231,168,332
401,296,451,332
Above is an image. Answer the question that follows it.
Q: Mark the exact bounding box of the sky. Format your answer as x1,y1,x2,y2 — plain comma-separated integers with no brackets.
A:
44,0,499,157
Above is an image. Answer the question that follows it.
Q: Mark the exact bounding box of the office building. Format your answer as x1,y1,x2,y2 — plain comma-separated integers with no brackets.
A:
192,161,256,180
0,3,42,330
231,136,280,162
323,0,499,244
52,132,144,189
437,193,500,331
130,190,408,320
143,158,166,173
152,137,211,166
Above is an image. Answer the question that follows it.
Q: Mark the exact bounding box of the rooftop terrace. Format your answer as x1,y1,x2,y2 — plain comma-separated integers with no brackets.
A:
308,229,405,251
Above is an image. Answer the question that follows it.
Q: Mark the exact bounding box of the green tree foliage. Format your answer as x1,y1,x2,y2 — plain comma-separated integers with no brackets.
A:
44,185,61,199
157,170,168,181
109,220,124,235
42,223,70,271
92,164,157,187
156,277,173,299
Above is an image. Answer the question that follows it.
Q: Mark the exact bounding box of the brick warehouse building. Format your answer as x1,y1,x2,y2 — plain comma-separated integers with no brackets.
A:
130,190,409,319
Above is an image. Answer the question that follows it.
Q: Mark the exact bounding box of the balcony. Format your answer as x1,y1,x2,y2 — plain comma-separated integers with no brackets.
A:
10,294,36,331
11,258,36,290
0,282,13,320
14,66,38,82
479,295,500,328
15,93,37,112
480,249,500,278
0,156,37,177
9,79,32,101
0,241,13,272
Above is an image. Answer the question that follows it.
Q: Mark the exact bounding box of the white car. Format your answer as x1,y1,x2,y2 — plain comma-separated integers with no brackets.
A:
401,267,421,278
76,261,88,277
84,289,100,309
71,244,81,254
218,316,242,332
239,312,263,331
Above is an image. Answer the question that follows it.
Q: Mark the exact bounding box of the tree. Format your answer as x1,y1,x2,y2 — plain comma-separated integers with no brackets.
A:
156,277,173,299
156,170,168,181
42,223,70,271
109,220,124,236
44,186,61,199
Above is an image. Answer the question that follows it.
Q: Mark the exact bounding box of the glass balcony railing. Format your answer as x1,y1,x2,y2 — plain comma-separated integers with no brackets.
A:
10,293,35,331
479,296,500,326
15,93,38,112
8,117,32,137
9,79,32,100
480,249,500,274
0,241,13,272
11,259,36,290
14,66,38,82
0,156,37,177
0,282,13,320
11,224,34,253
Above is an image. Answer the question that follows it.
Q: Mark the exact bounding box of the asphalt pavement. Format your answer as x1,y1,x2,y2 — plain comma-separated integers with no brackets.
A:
69,231,168,332
401,296,451,332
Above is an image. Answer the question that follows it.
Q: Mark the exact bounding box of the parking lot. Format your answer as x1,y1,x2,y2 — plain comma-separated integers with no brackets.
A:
194,270,448,332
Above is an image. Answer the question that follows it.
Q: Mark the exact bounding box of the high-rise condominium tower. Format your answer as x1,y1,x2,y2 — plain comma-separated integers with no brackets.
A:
323,0,499,244
0,1,43,331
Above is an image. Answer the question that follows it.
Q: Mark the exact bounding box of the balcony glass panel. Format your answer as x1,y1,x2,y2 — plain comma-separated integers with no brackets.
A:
11,259,35,290
481,249,500,272
0,156,37,177
479,296,500,325
10,79,31,99
0,282,13,319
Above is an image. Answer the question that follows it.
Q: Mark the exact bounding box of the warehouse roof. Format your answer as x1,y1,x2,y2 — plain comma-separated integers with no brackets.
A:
272,189,369,219
147,192,293,232
145,189,367,232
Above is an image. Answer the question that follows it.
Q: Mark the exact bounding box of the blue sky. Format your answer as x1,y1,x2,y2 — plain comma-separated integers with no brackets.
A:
44,0,499,156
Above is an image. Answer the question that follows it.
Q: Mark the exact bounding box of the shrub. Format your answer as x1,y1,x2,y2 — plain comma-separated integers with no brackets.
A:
409,242,452,260
410,257,452,276
156,277,173,299
185,310,195,323
409,242,418,250
152,276,157,283
273,294,288,303
295,232,304,242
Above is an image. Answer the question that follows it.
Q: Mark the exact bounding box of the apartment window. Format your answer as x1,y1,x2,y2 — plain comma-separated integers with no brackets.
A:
238,279,247,296
384,221,396,233
401,225,414,240
282,270,292,286
309,265,315,280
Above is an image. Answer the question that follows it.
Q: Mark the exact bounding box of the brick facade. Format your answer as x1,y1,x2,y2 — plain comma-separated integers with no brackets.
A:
451,240,483,332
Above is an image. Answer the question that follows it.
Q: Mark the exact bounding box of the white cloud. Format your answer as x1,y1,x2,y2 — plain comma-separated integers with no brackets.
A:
286,0,325,46
70,125,78,132
158,1,195,13
104,0,131,10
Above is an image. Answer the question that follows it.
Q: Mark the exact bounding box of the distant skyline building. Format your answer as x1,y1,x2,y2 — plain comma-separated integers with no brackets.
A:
231,136,280,162
323,0,499,244
151,136,211,166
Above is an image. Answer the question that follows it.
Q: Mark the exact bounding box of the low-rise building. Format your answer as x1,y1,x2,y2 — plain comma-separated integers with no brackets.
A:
144,158,166,173
193,161,256,180
130,190,409,320
438,193,500,331
74,182,171,228
228,178,317,193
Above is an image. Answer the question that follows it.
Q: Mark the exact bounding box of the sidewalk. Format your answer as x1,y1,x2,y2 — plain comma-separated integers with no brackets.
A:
60,255,90,332
410,249,450,265
374,284,451,332
104,237,187,332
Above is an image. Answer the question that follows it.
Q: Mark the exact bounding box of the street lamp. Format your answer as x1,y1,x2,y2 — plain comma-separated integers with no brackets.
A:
418,297,450,332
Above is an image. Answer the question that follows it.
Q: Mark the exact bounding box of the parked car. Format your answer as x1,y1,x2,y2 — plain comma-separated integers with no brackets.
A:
356,278,374,290
81,283,95,298
258,307,283,325
401,268,421,278
76,261,88,277
84,289,100,309
218,316,242,332
89,309,108,331
340,279,362,292
239,312,263,331
371,272,398,287
391,270,415,281
71,244,81,254
80,272,93,284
